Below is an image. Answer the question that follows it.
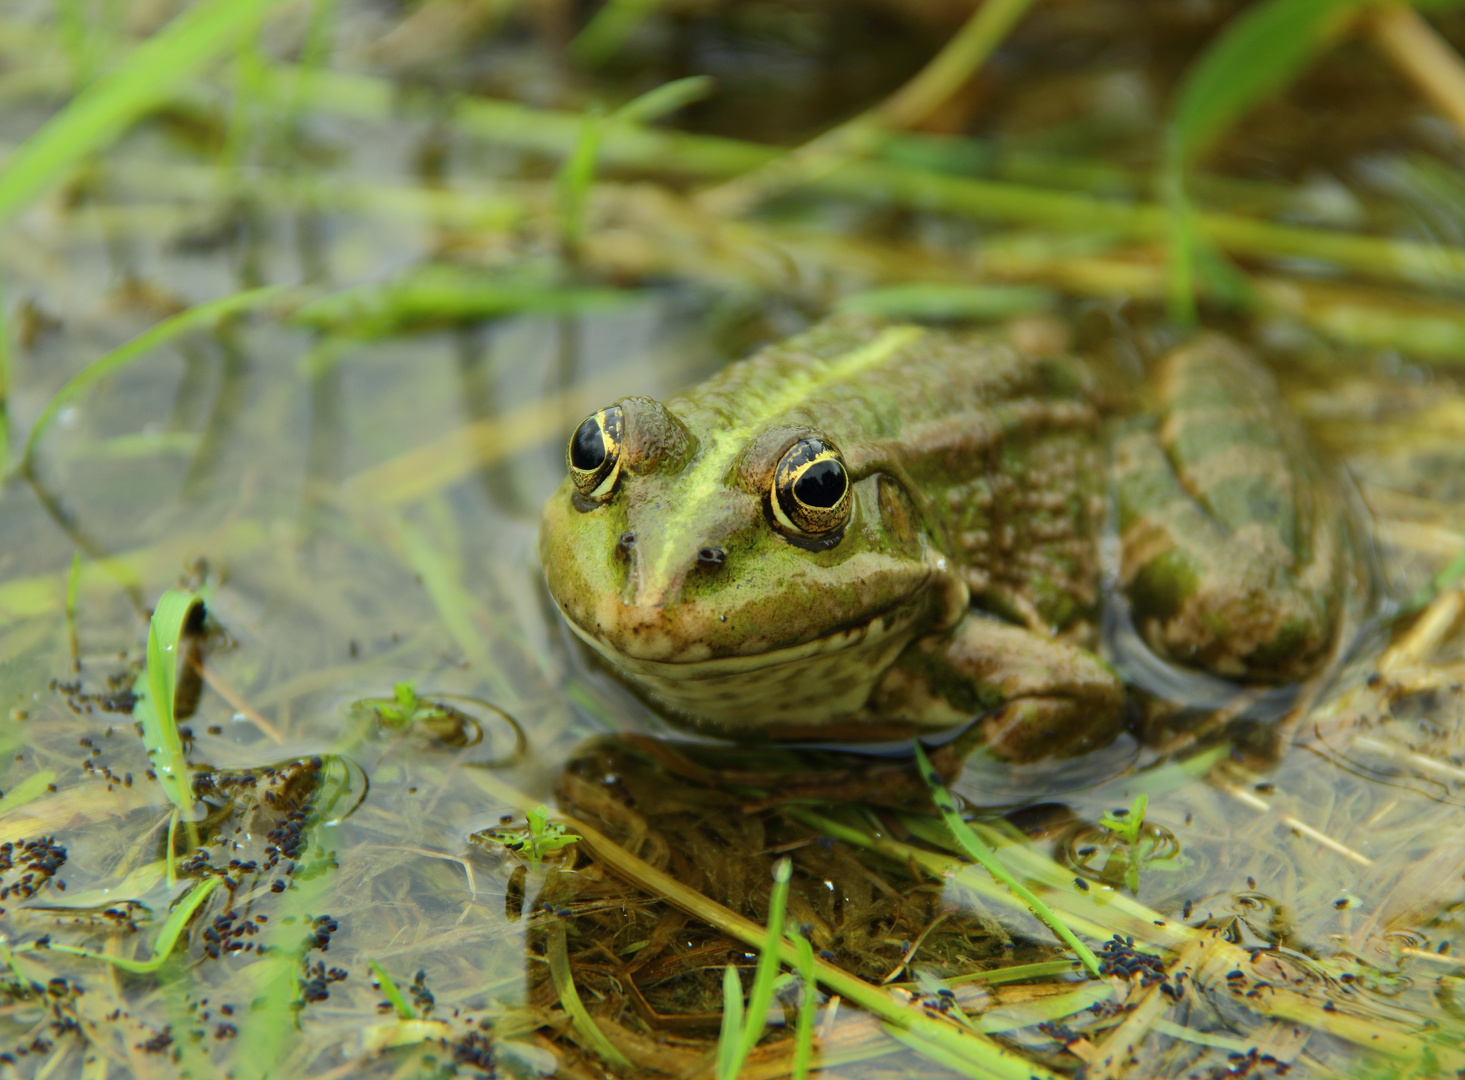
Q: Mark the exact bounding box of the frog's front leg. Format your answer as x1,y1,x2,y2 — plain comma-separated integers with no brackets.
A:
1114,334,1347,682
873,614,1125,762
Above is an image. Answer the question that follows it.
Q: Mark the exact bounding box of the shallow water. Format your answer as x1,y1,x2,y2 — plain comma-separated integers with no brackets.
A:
3,2,1465,1078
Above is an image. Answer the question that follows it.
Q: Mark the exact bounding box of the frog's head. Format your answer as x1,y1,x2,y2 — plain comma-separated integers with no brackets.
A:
538,388,968,733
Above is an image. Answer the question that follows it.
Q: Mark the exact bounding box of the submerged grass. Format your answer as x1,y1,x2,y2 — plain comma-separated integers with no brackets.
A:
19,286,284,480
914,742,1102,978
547,919,634,1068
44,876,220,973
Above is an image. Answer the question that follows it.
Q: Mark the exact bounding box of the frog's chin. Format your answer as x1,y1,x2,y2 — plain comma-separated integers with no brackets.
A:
560,601,932,735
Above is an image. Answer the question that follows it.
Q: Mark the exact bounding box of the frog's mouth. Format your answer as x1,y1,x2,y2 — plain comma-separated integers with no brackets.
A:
558,603,928,733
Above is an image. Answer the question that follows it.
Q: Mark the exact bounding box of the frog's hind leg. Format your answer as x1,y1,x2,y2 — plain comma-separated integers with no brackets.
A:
874,615,1125,762
1113,334,1348,684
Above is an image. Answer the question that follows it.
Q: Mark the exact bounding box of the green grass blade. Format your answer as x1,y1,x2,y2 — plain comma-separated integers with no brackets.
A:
734,857,793,1069
47,876,220,973
879,0,1038,129
613,76,717,126
0,770,56,813
882,1023,1007,1080
569,0,667,67
0,0,288,228
1163,0,1368,318
290,269,623,339
558,106,605,255
913,742,1101,977
546,921,632,1068
134,590,203,818
21,286,284,478
1169,0,1361,170
791,935,817,1080
716,963,745,1080
368,961,416,1020
557,76,714,254
0,273,10,484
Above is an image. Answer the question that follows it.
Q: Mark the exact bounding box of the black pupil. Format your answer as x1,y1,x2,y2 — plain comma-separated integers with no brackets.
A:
794,460,846,508
570,418,606,471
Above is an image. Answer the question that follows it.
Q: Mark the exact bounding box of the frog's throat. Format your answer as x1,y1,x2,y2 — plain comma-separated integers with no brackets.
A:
561,603,929,733
646,324,926,589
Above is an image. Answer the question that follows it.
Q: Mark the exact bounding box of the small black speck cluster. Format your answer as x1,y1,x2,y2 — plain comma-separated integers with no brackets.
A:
305,914,339,952
1098,935,1185,1000
299,959,348,1004
137,1027,173,1053
0,838,67,904
1199,1046,1292,1077
264,776,320,864
51,673,138,716
201,910,267,960
410,970,435,1015
451,1028,497,1075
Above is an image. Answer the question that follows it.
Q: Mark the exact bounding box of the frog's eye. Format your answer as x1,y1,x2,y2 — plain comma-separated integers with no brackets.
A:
567,406,624,501
771,438,852,537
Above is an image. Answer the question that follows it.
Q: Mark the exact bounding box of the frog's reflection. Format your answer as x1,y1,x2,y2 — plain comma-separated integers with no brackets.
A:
516,734,1070,1053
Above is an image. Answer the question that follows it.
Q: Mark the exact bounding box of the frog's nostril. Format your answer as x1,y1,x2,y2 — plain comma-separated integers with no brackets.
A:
617,532,636,557
697,546,725,570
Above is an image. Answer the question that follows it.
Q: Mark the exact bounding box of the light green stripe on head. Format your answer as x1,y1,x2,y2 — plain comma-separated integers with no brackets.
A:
650,324,926,582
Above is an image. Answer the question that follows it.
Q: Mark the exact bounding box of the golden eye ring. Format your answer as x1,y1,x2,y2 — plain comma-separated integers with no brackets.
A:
771,437,852,537
567,406,624,501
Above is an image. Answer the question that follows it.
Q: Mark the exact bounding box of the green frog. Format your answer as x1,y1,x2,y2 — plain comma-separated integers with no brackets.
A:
539,316,1352,761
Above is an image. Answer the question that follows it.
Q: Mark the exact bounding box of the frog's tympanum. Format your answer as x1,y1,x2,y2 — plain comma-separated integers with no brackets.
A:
539,317,1351,761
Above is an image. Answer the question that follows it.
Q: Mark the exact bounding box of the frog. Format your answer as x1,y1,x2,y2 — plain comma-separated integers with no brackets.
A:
538,315,1353,762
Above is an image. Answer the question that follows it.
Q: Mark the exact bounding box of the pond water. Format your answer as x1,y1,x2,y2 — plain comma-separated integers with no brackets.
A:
2,2,1465,1078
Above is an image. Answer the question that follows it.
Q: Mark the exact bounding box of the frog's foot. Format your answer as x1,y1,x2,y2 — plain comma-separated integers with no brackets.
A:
872,614,1125,763
1113,334,1348,683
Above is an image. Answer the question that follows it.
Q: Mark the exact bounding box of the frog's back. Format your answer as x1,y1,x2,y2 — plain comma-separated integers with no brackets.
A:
672,316,1107,635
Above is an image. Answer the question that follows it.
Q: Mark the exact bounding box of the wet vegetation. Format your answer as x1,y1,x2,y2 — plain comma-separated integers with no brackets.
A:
3,0,1465,1077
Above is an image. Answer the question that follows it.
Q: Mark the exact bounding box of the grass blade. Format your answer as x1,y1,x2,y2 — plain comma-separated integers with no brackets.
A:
21,286,284,478
716,963,745,1080
733,857,793,1071
134,590,203,819
546,920,632,1069
700,0,1037,214
1163,0,1370,317
0,0,288,227
882,1023,1007,1080
0,274,10,484
0,770,56,813
569,0,667,67
912,741,1101,977
368,961,416,1020
558,76,716,255
290,269,623,339
1169,0,1362,170
46,876,220,973
791,935,817,1080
